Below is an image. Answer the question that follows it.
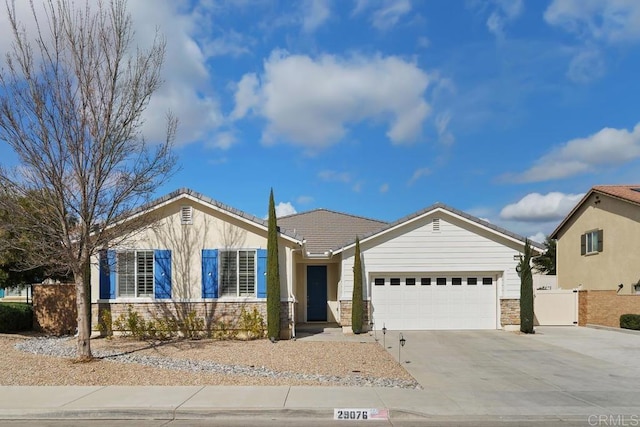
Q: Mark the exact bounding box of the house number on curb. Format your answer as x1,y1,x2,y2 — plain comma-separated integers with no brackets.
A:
333,408,389,420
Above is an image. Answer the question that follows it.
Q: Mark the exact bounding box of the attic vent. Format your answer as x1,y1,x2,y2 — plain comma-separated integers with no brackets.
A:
181,206,193,225
433,218,440,232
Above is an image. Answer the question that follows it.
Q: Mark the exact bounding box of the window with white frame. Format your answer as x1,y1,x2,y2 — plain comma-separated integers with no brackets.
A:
581,229,603,255
220,250,256,297
117,250,154,297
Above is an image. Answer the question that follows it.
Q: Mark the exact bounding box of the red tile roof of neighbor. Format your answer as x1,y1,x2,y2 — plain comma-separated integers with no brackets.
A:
550,185,640,239
592,185,640,205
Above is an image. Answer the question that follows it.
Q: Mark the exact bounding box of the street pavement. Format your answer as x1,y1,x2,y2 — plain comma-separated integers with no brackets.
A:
0,326,639,425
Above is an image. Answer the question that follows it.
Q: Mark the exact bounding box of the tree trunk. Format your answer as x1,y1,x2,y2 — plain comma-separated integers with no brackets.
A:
75,268,92,360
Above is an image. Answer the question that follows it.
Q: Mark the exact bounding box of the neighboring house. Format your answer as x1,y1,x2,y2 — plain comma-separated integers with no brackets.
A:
90,189,542,337
0,285,30,303
550,185,640,328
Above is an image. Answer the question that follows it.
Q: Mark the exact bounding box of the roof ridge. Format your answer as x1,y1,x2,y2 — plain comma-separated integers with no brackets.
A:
125,188,303,241
333,202,544,252
280,208,387,224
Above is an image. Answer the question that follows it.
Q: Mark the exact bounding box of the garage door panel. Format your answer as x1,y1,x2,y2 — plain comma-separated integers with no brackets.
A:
371,274,497,330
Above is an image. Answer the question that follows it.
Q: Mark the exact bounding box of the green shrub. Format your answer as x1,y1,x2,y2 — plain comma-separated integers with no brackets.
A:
238,307,266,339
112,305,149,339
212,320,236,340
179,310,205,339
0,302,33,333
97,309,113,337
620,314,640,330
111,306,208,340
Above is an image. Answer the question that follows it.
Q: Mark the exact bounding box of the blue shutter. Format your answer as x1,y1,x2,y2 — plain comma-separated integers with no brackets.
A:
154,250,172,299
0,288,4,298
257,249,267,298
99,250,116,299
202,249,218,298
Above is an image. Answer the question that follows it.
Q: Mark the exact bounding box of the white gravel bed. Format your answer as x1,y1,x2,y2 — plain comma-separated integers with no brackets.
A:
15,337,420,389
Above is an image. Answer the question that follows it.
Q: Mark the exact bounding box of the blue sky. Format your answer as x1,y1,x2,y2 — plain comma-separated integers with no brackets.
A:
2,0,640,242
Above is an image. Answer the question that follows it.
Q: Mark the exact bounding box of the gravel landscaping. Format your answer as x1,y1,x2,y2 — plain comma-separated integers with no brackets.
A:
1,333,420,389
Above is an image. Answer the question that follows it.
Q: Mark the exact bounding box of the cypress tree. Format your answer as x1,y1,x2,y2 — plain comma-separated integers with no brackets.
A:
351,237,363,334
266,189,281,340
519,239,535,334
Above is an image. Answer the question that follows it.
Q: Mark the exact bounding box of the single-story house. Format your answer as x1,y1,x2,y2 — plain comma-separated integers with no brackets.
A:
550,185,640,327
91,188,542,337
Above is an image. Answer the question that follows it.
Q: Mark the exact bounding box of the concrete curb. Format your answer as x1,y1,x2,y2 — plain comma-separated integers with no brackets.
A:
0,407,430,421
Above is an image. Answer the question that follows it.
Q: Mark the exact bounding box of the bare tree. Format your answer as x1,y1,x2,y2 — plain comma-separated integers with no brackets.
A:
0,0,177,360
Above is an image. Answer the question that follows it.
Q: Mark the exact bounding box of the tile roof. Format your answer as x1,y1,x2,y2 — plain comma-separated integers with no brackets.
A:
333,202,545,252
550,185,640,239
592,185,640,205
278,209,387,254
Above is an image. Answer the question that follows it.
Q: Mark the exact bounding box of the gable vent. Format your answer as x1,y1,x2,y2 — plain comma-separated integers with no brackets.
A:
181,206,193,225
433,218,440,232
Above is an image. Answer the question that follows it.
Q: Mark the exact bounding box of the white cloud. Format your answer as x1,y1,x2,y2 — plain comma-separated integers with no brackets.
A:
372,0,412,30
566,47,606,83
528,232,547,244
302,0,331,32
435,111,454,145
485,0,524,39
544,0,640,43
544,0,640,82
201,30,256,58
380,183,390,193
232,50,433,149
417,36,431,49
352,0,412,30
500,192,584,222
0,1,226,147
318,170,351,183
408,167,431,186
231,74,260,120
275,202,297,217
297,195,314,204
514,123,640,182
127,1,225,146
207,131,237,150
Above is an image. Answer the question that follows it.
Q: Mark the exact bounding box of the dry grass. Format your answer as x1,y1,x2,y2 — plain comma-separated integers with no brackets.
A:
0,333,413,386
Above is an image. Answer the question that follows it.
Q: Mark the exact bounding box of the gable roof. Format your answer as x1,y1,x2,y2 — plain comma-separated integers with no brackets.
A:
113,188,303,243
550,185,640,239
334,202,545,253
278,209,387,254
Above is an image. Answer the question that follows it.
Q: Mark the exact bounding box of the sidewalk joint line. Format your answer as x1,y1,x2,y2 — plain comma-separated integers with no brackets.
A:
60,386,107,408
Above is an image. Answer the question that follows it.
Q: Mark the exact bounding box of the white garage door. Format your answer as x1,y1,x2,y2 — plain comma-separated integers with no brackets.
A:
370,274,497,330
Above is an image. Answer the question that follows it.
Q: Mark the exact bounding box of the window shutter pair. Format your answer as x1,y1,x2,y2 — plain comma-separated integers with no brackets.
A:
201,249,267,298
580,230,603,255
98,250,172,299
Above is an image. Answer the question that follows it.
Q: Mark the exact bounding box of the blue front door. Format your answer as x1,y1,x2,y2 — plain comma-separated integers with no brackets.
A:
307,265,327,321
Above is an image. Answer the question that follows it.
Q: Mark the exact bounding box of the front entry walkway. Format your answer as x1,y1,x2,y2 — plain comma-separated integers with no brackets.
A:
295,323,375,342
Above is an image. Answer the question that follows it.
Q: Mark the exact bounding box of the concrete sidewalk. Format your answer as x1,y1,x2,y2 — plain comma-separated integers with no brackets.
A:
0,384,636,422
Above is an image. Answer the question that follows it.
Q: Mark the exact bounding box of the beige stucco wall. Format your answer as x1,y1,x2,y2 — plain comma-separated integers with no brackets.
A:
556,193,640,293
90,195,299,303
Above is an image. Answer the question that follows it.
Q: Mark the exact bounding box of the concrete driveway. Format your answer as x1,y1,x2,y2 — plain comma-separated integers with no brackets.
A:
380,326,640,416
